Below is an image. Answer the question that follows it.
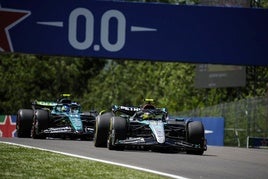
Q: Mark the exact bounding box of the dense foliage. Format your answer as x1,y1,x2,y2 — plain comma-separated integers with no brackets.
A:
0,54,105,114
82,60,268,113
1,54,268,114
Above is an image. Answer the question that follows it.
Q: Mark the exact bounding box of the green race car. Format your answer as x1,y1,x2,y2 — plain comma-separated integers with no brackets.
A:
16,95,97,140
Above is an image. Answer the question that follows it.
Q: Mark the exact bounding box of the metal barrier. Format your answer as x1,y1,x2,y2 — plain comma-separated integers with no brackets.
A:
176,97,268,147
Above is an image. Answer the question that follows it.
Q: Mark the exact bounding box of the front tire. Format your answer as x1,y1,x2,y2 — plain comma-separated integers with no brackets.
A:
186,121,205,155
94,112,113,147
108,116,127,151
31,110,49,139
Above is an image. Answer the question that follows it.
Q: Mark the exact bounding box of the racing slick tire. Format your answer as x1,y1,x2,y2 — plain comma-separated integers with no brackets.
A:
94,112,113,147
16,109,34,138
186,121,205,155
108,117,127,151
31,109,49,139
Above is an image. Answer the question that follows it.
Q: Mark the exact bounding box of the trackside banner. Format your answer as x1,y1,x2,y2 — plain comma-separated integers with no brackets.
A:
1,0,268,65
0,115,17,137
193,117,224,146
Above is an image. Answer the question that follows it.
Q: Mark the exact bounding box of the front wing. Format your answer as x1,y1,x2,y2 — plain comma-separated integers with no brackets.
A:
40,126,94,139
115,137,207,151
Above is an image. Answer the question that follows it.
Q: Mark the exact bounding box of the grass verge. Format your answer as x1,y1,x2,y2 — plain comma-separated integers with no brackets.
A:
0,143,168,179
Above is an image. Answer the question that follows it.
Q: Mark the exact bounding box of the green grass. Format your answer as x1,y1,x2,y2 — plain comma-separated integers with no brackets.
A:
0,143,168,179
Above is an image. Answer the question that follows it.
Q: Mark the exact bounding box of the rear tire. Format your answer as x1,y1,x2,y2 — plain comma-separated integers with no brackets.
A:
186,121,205,155
94,112,113,147
16,109,34,138
108,117,127,151
31,110,49,139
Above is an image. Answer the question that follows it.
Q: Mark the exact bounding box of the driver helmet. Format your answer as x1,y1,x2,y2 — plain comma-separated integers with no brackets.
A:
141,112,153,120
62,105,69,112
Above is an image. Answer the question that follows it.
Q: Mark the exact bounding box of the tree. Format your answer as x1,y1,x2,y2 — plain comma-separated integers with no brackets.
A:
0,54,105,114
82,59,268,114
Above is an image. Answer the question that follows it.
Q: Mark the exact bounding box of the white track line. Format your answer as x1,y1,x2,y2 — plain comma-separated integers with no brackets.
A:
1,141,189,179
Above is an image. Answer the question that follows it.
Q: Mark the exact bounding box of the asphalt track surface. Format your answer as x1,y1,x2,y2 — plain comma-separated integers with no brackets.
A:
1,137,268,179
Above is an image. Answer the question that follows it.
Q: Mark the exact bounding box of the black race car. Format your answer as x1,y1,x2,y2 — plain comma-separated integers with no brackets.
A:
94,100,207,155
16,95,97,140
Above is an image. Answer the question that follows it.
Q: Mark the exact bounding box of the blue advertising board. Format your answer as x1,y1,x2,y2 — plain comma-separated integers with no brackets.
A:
1,0,268,65
193,117,225,146
247,136,268,148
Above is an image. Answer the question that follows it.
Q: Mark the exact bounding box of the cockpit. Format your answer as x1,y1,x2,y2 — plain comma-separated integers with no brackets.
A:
131,109,167,121
53,104,81,114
